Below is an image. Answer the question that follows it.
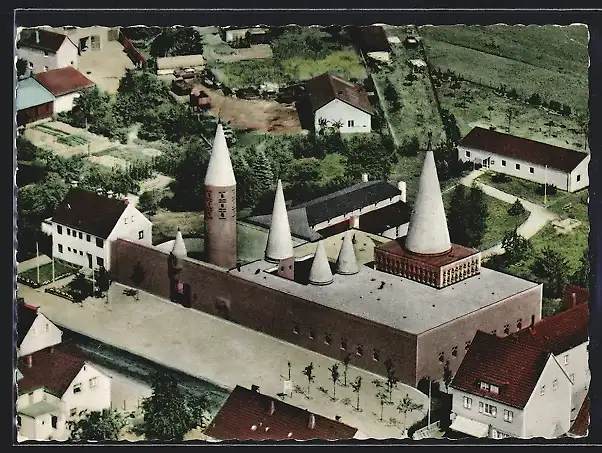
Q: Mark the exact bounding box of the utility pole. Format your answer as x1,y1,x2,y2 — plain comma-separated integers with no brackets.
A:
427,378,432,426
36,242,40,284
544,165,548,206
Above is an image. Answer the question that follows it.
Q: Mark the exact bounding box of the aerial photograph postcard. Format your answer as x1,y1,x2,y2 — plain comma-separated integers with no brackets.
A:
14,19,590,442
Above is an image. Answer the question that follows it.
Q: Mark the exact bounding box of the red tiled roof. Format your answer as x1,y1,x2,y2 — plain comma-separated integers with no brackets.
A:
35,67,95,97
459,127,589,173
52,188,128,239
205,386,358,440
17,342,86,398
17,28,73,54
451,331,551,409
306,73,374,115
569,394,589,437
563,285,589,311
17,302,38,347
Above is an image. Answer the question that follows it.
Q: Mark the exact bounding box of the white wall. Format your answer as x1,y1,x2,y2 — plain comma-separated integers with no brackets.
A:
107,203,153,270
458,145,574,192
381,222,409,240
18,38,78,74
53,92,80,113
18,313,63,357
17,389,66,440
62,363,112,418
313,196,401,231
556,342,590,417
568,155,590,192
523,355,572,439
315,99,372,134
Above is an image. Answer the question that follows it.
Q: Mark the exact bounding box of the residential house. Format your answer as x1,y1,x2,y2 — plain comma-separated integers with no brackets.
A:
15,77,55,127
16,342,111,441
205,385,361,440
34,67,95,113
17,28,79,74
48,187,152,271
458,127,590,192
17,301,63,358
49,26,120,54
449,302,589,439
305,73,374,134
352,25,393,63
220,27,270,45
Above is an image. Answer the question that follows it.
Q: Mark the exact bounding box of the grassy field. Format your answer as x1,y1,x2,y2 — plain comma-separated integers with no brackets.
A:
96,145,159,165
19,261,75,284
437,80,587,151
150,210,205,245
419,25,588,114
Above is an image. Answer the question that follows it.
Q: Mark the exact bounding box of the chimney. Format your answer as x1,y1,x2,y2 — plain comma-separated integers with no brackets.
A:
361,173,369,183
267,400,275,416
308,413,316,430
35,30,40,43
397,181,407,203
571,292,577,308
107,190,114,198
26,355,32,368
49,346,54,354
96,187,103,196
70,180,78,188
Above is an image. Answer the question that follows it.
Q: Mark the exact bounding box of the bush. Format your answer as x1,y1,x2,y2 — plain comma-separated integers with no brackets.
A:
491,172,512,183
507,199,526,216
536,183,558,196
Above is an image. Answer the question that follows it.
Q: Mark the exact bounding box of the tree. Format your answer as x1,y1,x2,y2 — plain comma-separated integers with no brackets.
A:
97,265,111,303
351,376,362,411
528,92,542,106
302,363,315,396
67,408,126,441
447,184,489,247
501,228,532,265
149,27,204,58
507,198,526,217
376,386,389,421
16,58,28,77
247,148,275,211
70,273,92,303
341,353,352,387
384,358,398,403
329,363,340,399
396,394,424,432
130,261,146,300
138,189,163,215
443,361,453,392
140,372,207,441
572,248,590,288
531,247,570,298
71,86,113,130
506,107,516,133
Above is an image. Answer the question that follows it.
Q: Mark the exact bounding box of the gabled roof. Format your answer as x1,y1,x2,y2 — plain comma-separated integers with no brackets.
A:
459,127,589,173
451,331,551,409
17,303,39,347
16,77,55,111
17,28,75,54
306,73,374,115
52,188,129,239
205,386,358,440
353,25,392,53
17,342,87,398
34,66,95,97
569,394,589,437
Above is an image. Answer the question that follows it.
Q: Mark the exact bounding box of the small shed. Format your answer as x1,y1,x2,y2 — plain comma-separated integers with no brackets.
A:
156,54,205,76
16,77,55,126
408,59,427,69
404,36,420,47
190,86,211,108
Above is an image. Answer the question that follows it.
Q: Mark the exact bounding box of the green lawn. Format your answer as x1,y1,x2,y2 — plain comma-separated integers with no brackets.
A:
419,25,588,115
96,145,158,164
19,261,76,285
318,153,347,184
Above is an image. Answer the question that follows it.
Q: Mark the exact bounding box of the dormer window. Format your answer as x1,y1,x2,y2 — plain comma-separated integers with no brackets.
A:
480,382,490,391
490,385,499,395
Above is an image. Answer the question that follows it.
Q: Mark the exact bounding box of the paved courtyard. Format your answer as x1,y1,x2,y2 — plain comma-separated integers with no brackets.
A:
78,41,136,93
17,281,429,439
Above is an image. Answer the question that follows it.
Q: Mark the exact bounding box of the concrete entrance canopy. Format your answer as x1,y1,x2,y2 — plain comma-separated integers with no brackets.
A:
449,415,489,438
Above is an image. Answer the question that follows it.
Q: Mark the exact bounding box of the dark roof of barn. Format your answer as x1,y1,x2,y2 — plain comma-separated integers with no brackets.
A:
17,302,39,347
354,26,392,53
451,331,552,409
459,127,589,173
205,385,358,440
306,73,374,115
292,180,402,226
356,201,412,234
246,208,322,242
17,342,87,397
17,28,74,53
35,66,95,96
569,394,589,437
52,188,128,239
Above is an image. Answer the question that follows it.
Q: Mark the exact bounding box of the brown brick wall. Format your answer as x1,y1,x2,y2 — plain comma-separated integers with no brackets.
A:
416,284,542,384
204,185,237,269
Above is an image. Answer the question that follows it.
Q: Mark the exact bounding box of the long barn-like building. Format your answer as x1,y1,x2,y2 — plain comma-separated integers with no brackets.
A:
110,125,543,387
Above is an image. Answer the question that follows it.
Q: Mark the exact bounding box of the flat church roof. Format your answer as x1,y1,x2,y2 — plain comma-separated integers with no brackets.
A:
233,247,540,335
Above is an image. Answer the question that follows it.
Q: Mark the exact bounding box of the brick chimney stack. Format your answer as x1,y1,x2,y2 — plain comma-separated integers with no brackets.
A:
308,413,316,430
26,355,33,368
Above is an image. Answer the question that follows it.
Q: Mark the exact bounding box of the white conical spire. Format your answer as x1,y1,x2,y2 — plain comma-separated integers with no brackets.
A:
204,123,236,187
405,149,452,255
336,231,359,275
309,241,334,286
171,228,187,258
265,180,294,263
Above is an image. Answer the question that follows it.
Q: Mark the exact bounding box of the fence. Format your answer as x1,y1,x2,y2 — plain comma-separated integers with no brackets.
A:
118,30,146,68
412,420,441,440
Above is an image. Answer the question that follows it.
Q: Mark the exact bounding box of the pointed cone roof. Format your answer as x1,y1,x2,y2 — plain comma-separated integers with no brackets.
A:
336,231,359,275
265,180,294,263
405,150,452,255
309,241,334,286
171,229,187,258
205,123,236,187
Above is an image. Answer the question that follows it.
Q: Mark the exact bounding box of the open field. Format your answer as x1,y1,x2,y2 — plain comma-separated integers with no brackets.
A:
420,25,588,114
95,144,161,165
437,80,588,151
216,44,273,63
150,210,205,245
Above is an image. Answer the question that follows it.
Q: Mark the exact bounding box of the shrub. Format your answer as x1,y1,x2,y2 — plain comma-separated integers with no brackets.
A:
507,199,526,216
491,172,512,183
536,183,558,196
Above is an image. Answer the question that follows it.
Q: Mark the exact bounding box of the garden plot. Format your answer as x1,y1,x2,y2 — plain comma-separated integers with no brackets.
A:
88,154,129,170
216,44,273,63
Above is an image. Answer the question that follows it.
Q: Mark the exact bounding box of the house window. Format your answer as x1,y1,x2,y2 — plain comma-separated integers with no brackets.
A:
96,238,104,248
309,329,315,340
478,401,483,413
465,150,471,158
515,163,521,170
132,216,135,222
517,319,522,330
504,324,510,335
348,120,355,128
45,323,49,332
57,225,63,234
28,61,33,69
553,379,558,390
67,228,71,235
492,429,509,439
564,354,569,365
372,349,380,361
293,324,299,335
577,174,581,182
490,385,499,395
72,230,77,237
79,251,83,256
340,339,347,351
465,341,471,350
452,346,458,357
438,352,444,363
51,415,58,429
504,409,513,422
138,230,144,240
540,385,545,396
125,217,128,224
44,51,49,56
97,257,104,267
73,383,82,394
501,160,507,167
463,396,472,409
70,408,77,417
484,403,497,417
58,244,63,253
89,377,97,388
529,167,534,174
324,334,332,345
78,232,83,239
73,249,77,254
86,234,91,242
491,330,497,336
356,345,363,357
480,382,490,391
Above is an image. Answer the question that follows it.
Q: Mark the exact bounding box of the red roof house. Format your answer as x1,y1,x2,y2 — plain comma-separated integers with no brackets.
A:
34,67,95,113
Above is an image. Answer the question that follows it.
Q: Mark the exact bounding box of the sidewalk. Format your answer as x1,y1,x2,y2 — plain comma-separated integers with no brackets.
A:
17,282,429,439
